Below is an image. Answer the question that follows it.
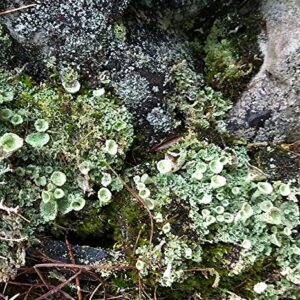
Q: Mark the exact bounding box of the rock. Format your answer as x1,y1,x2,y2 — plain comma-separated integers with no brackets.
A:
1,0,130,76
37,238,111,265
109,25,198,145
139,0,216,17
0,24,11,69
227,0,300,143
134,0,231,32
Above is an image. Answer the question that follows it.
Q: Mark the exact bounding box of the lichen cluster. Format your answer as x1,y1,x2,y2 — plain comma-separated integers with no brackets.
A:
0,70,134,279
116,136,299,299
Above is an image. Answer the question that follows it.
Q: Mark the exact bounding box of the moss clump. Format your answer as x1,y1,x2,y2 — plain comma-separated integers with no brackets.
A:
203,3,262,99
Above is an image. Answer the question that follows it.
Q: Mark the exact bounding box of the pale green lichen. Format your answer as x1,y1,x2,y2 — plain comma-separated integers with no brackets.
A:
0,69,134,279
126,136,300,298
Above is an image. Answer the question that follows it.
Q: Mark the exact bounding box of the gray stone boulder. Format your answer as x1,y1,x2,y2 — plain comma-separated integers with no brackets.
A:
139,0,217,17
109,25,198,144
1,0,131,77
227,0,300,143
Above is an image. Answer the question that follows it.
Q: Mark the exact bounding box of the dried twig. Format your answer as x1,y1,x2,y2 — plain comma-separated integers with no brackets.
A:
0,199,30,223
138,275,142,300
7,280,72,299
65,239,83,300
106,164,154,244
133,229,142,255
35,270,81,300
33,266,50,290
0,4,37,15
88,282,103,300
150,135,182,152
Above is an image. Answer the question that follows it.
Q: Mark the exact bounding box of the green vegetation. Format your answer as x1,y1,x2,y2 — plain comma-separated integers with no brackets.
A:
121,136,299,299
0,70,134,280
0,10,299,299
202,3,262,99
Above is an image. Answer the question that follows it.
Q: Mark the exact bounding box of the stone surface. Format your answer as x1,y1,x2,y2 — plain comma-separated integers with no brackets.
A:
109,25,196,144
227,0,300,143
139,0,216,18
38,238,110,264
1,0,130,76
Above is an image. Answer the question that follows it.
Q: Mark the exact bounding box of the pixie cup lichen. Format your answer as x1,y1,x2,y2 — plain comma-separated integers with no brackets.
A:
0,133,23,153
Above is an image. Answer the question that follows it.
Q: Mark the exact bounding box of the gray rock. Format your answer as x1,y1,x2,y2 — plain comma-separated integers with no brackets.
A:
1,0,130,76
38,238,111,265
135,0,229,31
140,0,216,17
227,0,300,143
109,25,197,144
0,24,11,69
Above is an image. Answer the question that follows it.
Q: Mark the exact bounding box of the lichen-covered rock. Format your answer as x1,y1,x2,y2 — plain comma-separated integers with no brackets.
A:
109,25,199,144
121,136,300,298
0,24,11,69
227,0,300,143
1,0,130,76
139,0,216,17
135,0,231,31
1,0,238,145
0,0,200,145
137,0,229,21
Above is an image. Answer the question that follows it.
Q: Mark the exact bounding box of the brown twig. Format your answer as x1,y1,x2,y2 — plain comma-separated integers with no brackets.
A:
106,164,154,244
36,270,81,300
24,286,33,300
0,4,37,15
34,266,50,290
65,239,83,300
8,282,74,300
11,257,136,299
89,282,103,300
133,229,142,255
150,135,182,152
33,262,136,272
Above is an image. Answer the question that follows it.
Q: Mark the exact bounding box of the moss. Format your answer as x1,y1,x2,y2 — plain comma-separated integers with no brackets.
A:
155,245,278,299
203,1,262,99
109,195,150,252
